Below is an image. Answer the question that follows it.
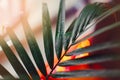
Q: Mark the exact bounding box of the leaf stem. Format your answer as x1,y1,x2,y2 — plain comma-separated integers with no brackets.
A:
46,45,72,79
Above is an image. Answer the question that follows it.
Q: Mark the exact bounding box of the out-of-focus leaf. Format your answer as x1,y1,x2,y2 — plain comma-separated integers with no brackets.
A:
51,70,120,78
71,3,105,42
67,41,120,56
73,5,120,45
82,3,105,30
42,3,54,69
59,53,120,66
80,4,120,32
7,29,40,80
73,21,120,45
64,19,76,50
0,36,30,80
0,64,15,79
55,0,65,59
94,4,120,26
78,3,105,34
22,17,47,76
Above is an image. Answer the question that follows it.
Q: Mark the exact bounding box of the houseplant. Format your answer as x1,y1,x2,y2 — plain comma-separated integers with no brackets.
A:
0,0,120,80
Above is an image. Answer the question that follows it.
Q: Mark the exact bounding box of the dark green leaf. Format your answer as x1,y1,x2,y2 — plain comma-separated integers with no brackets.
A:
81,3,105,31
0,36,30,80
94,4,120,25
55,0,65,59
73,21,120,45
67,41,120,56
73,5,120,45
0,64,15,79
7,29,40,80
64,19,76,50
22,17,47,76
42,3,54,69
71,3,105,42
51,70,120,78
80,4,120,32
59,53,120,66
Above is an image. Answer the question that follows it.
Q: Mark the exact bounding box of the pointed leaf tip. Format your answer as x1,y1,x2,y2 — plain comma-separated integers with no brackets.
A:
22,17,47,76
42,3,54,69
51,70,120,78
55,0,65,59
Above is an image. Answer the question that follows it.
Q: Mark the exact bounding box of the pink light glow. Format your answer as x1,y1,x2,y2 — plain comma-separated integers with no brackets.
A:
0,0,24,34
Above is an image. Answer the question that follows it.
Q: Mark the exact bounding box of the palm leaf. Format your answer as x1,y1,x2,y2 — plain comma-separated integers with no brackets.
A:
77,3,105,36
22,17,47,76
51,70,120,78
42,3,54,69
74,5,120,45
0,36,30,80
81,3,105,31
64,19,76,50
73,21,120,45
0,1,120,80
83,4,120,31
7,29,40,79
71,3,105,43
55,0,65,59
0,64,16,79
66,41,120,56
59,53,120,66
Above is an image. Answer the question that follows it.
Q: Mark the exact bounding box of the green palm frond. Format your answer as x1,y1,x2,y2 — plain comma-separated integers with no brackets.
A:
0,64,16,79
59,53,120,66
0,0,120,80
0,35,31,80
51,70,120,78
7,28,40,79
55,0,65,59
64,18,76,50
42,3,54,69
22,17,47,77
71,3,106,43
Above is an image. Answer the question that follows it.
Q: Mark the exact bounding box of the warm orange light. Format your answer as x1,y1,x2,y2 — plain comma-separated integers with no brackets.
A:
40,40,91,79
65,39,90,60
56,40,90,72
75,40,90,58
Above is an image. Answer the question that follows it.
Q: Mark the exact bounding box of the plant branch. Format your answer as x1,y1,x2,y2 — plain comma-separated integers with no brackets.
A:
46,45,72,79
